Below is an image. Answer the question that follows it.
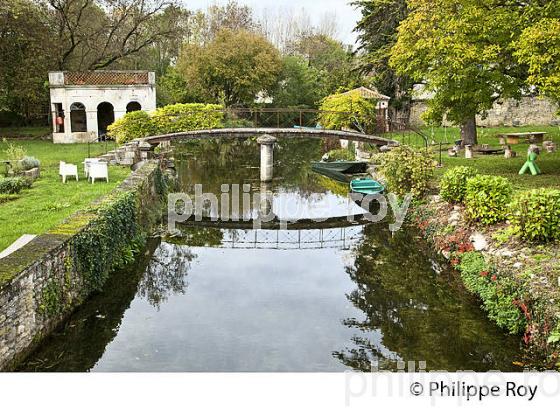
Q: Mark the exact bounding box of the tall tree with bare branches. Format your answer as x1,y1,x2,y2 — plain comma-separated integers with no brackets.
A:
46,0,182,70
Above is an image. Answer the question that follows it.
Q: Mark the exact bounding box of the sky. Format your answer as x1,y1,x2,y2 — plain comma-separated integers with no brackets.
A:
181,0,362,45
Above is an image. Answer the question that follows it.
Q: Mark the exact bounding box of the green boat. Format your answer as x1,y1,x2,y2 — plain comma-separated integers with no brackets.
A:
350,178,385,195
311,161,368,174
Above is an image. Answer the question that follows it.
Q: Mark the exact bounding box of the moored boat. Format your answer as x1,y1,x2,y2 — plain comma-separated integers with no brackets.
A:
311,161,368,174
350,178,385,195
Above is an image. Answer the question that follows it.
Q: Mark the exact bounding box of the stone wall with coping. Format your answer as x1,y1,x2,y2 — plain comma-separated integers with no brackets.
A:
0,160,162,370
410,96,559,127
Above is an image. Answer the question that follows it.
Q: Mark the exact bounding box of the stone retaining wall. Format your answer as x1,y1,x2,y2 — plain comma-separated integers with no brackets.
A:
0,160,163,370
410,96,559,127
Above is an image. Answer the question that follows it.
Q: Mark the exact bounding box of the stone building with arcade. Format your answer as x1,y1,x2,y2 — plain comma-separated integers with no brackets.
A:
48,70,156,143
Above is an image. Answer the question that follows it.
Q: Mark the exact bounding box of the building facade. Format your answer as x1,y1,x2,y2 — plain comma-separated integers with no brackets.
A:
49,71,156,143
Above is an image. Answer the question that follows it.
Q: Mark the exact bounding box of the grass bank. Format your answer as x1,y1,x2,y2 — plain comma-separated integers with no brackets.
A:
0,126,51,139
0,139,129,251
388,126,560,191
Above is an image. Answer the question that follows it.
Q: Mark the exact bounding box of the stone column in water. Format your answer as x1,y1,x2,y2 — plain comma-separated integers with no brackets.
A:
257,134,277,182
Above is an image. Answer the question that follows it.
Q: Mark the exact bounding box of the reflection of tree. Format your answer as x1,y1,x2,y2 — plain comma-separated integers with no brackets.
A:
18,239,161,372
138,242,196,309
334,225,521,372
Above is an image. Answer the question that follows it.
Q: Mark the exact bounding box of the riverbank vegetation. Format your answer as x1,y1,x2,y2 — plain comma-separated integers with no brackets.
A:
375,145,560,368
0,140,129,251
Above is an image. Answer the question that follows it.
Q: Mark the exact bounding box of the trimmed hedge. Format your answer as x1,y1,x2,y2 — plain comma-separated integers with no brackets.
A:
440,166,479,203
510,189,560,242
152,103,223,134
107,111,157,144
464,175,512,224
107,103,224,144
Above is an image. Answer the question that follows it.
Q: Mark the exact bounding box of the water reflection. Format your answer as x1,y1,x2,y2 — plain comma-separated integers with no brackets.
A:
18,138,522,372
139,242,196,309
334,225,520,371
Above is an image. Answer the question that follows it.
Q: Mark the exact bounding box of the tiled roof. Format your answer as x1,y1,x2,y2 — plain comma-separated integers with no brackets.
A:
64,71,149,86
343,86,391,100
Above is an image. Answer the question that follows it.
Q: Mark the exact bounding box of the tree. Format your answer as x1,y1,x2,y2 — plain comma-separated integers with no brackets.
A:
389,0,527,145
177,30,282,106
185,0,258,45
352,0,413,112
0,0,56,123
258,7,339,53
318,91,377,133
516,14,560,106
114,3,192,76
272,56,321,108
47,0,183,70
288,34,361,97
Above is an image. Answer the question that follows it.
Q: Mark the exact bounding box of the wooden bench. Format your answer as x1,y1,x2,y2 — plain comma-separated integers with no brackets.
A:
498,132,547,145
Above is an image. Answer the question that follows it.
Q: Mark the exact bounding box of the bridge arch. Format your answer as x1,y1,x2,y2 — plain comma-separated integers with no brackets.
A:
141,127,398,147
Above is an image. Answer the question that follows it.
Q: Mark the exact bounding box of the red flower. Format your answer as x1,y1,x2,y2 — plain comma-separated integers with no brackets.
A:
480,271,489,277
491,274,497,281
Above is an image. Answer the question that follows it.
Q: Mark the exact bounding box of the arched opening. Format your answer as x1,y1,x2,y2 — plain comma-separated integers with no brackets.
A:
70,102,87,132
97,102,115,138
126,101,142,113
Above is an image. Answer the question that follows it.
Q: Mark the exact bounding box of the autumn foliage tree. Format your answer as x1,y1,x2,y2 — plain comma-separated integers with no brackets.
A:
515,2,560,106
389,0,527,145
177,30,282,106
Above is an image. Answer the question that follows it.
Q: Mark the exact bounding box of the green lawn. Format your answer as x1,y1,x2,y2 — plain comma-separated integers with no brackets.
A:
0,139,130,252
389,126,560,191
0,126,51,139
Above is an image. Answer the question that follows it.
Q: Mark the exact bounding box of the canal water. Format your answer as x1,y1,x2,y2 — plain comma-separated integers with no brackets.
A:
19,138,522,372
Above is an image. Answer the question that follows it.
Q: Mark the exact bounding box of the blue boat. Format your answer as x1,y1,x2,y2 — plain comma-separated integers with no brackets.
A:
350,178,385,195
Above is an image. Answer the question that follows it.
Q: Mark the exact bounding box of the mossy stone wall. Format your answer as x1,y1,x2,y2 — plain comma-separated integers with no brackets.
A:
0,160,163,370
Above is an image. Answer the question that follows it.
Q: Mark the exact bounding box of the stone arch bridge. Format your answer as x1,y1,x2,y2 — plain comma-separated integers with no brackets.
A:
107,127,398,165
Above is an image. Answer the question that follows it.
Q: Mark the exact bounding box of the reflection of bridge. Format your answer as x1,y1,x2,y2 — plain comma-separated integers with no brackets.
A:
217,226,365,250
177,214,371,231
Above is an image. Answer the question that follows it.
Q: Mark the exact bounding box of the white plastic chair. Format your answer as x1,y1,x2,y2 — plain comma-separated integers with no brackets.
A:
83,158,101,178
59,161,78,183
89,162,109,184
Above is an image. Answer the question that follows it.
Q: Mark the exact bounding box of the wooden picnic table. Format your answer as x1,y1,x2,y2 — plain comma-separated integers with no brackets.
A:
498,132,547,145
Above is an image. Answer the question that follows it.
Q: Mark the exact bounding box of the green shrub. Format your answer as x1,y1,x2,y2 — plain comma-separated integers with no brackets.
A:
318,91,377,133
457,251,526,334
440,166,479,203
376,145,436,198
108,111,157,144
2,140,26,174
325,147,356,161
0,176,32,194
152,103,224,134
20,156,40,170
464,175,512,224
107,104,224,144
510,189,560,242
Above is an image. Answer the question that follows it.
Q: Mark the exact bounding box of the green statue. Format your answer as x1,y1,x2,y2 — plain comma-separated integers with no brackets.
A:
519,145,541,176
